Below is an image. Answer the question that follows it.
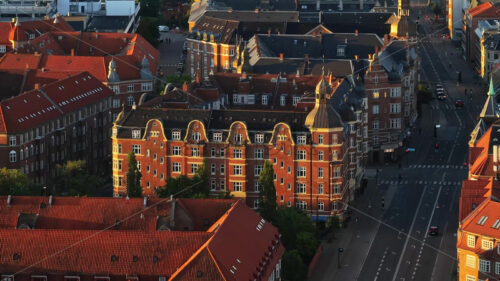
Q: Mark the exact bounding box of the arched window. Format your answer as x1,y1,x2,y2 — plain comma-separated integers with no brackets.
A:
9,150,16,162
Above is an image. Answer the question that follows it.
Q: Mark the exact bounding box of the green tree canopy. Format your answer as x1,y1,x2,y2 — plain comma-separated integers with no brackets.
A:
126,152,142,197
156,161,209,198
137,17,160,47
282,250,308,281
258,160,278,222
0,168,42,195
54,160,104,196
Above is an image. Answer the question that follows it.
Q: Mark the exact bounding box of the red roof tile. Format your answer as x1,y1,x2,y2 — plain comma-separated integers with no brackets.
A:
0,72,113,133
0,229,212,276
0,53,42,70
468,2,494,17
206,201,284,281
461,198,500,238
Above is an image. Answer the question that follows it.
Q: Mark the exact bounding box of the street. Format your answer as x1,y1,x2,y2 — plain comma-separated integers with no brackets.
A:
310,4,487,281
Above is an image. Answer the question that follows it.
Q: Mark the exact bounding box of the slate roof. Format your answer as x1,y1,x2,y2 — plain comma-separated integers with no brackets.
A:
252,33,383,60
203,10,299,22
298,11,395,37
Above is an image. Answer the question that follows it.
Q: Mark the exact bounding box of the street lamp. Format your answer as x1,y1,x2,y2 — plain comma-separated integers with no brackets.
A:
338,247,344,269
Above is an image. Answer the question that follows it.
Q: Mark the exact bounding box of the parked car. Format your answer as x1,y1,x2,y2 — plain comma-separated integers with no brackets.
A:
158,25,169,32
455,99,465,108
437,93,447,100
428,226,439,236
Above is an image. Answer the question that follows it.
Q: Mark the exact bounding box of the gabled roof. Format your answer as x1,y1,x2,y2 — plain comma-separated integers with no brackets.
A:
0,16,73,45
0,72,113,133
468,2,495,17
171,201,284,281
461,198,500,238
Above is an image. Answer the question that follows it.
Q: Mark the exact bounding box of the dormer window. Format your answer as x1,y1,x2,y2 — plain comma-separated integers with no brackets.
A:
234,134,242,144
172,131,181,140
337,45,346,57
192,132,201,141
255,133,264,143
293,96,300,106
262,95,268,105
213,132,222,142
28,33,35,40
280,95,286,106
132,129,141,139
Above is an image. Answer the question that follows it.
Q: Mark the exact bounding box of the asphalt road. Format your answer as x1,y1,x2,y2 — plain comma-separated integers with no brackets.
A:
356,7,487,281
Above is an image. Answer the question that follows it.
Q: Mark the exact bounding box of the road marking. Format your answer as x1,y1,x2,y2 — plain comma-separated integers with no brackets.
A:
425,174,445,239
392,185,428,281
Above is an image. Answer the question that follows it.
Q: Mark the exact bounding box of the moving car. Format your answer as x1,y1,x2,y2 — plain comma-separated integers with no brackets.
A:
428,226,439,236
455,99,465,108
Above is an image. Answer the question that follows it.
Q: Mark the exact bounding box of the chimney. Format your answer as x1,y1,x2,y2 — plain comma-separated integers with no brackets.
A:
228,8,232,12
95,33,99,39
182,81,188,92
355,55,359,61
279,53,284,61
268,29,271,37
70,48,74,56
355,29,358,36
48,195,53,206
254,8,259,13
7,195,11,206
143,196,148,208
34,83,39,89
11,18,15,23
241,72,247,80
170,195,175,229
375,46,379,54
41,67,46,72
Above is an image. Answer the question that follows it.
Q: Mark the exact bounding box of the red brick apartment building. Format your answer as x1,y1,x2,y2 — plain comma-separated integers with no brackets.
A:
364,40,419,162
0,72,114,183
457,80,500,281
0,196,284,281
112,78,358,218
0,18,159,118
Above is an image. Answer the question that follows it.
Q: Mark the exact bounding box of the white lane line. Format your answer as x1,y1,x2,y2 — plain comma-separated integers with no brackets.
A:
425,173,446,239
391,185,429,281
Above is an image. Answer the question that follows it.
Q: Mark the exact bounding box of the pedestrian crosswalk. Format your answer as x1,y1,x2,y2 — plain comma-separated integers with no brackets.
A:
408,164,466,169
378,180,462,186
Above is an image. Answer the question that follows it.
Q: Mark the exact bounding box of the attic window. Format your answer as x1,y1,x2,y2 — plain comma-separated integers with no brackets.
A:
12,253,20,260
477,215,488,225
337,45,346,57
492,219,500,229
132,256,139,262
111,255,118,262
196,271,203,278
153,256,159,263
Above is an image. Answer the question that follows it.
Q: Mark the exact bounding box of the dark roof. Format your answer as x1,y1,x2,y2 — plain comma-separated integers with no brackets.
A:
253,33,383,60
117,107,311,136
86,16,130,32
190,16,240,44
203,10,299,22
378,40,416,81
299,12,395,37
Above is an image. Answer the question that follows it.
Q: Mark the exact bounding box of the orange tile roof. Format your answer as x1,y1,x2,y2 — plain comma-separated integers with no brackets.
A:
468,2,493,16
0,229,212,276
461,198,500,238
0,53,42,70
0,197,283,279
0,72,113,133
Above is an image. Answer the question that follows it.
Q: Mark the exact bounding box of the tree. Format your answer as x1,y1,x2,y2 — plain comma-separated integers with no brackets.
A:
275,207,317,250
191,160,209,197
126,152,142,197
137,17,160,47
157,175,192,198
282,250,308,281
258,160,278,222
54,160,104,196
139,0,160,17
0,168,42,195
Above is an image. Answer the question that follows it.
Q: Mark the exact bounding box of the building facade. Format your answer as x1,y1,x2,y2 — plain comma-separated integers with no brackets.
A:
457,80,500,281
112,78,356,218
0,72,114,184
364,40,419,162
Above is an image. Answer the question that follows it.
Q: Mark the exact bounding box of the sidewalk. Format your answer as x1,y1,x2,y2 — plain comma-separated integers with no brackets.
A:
309,168,399,281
